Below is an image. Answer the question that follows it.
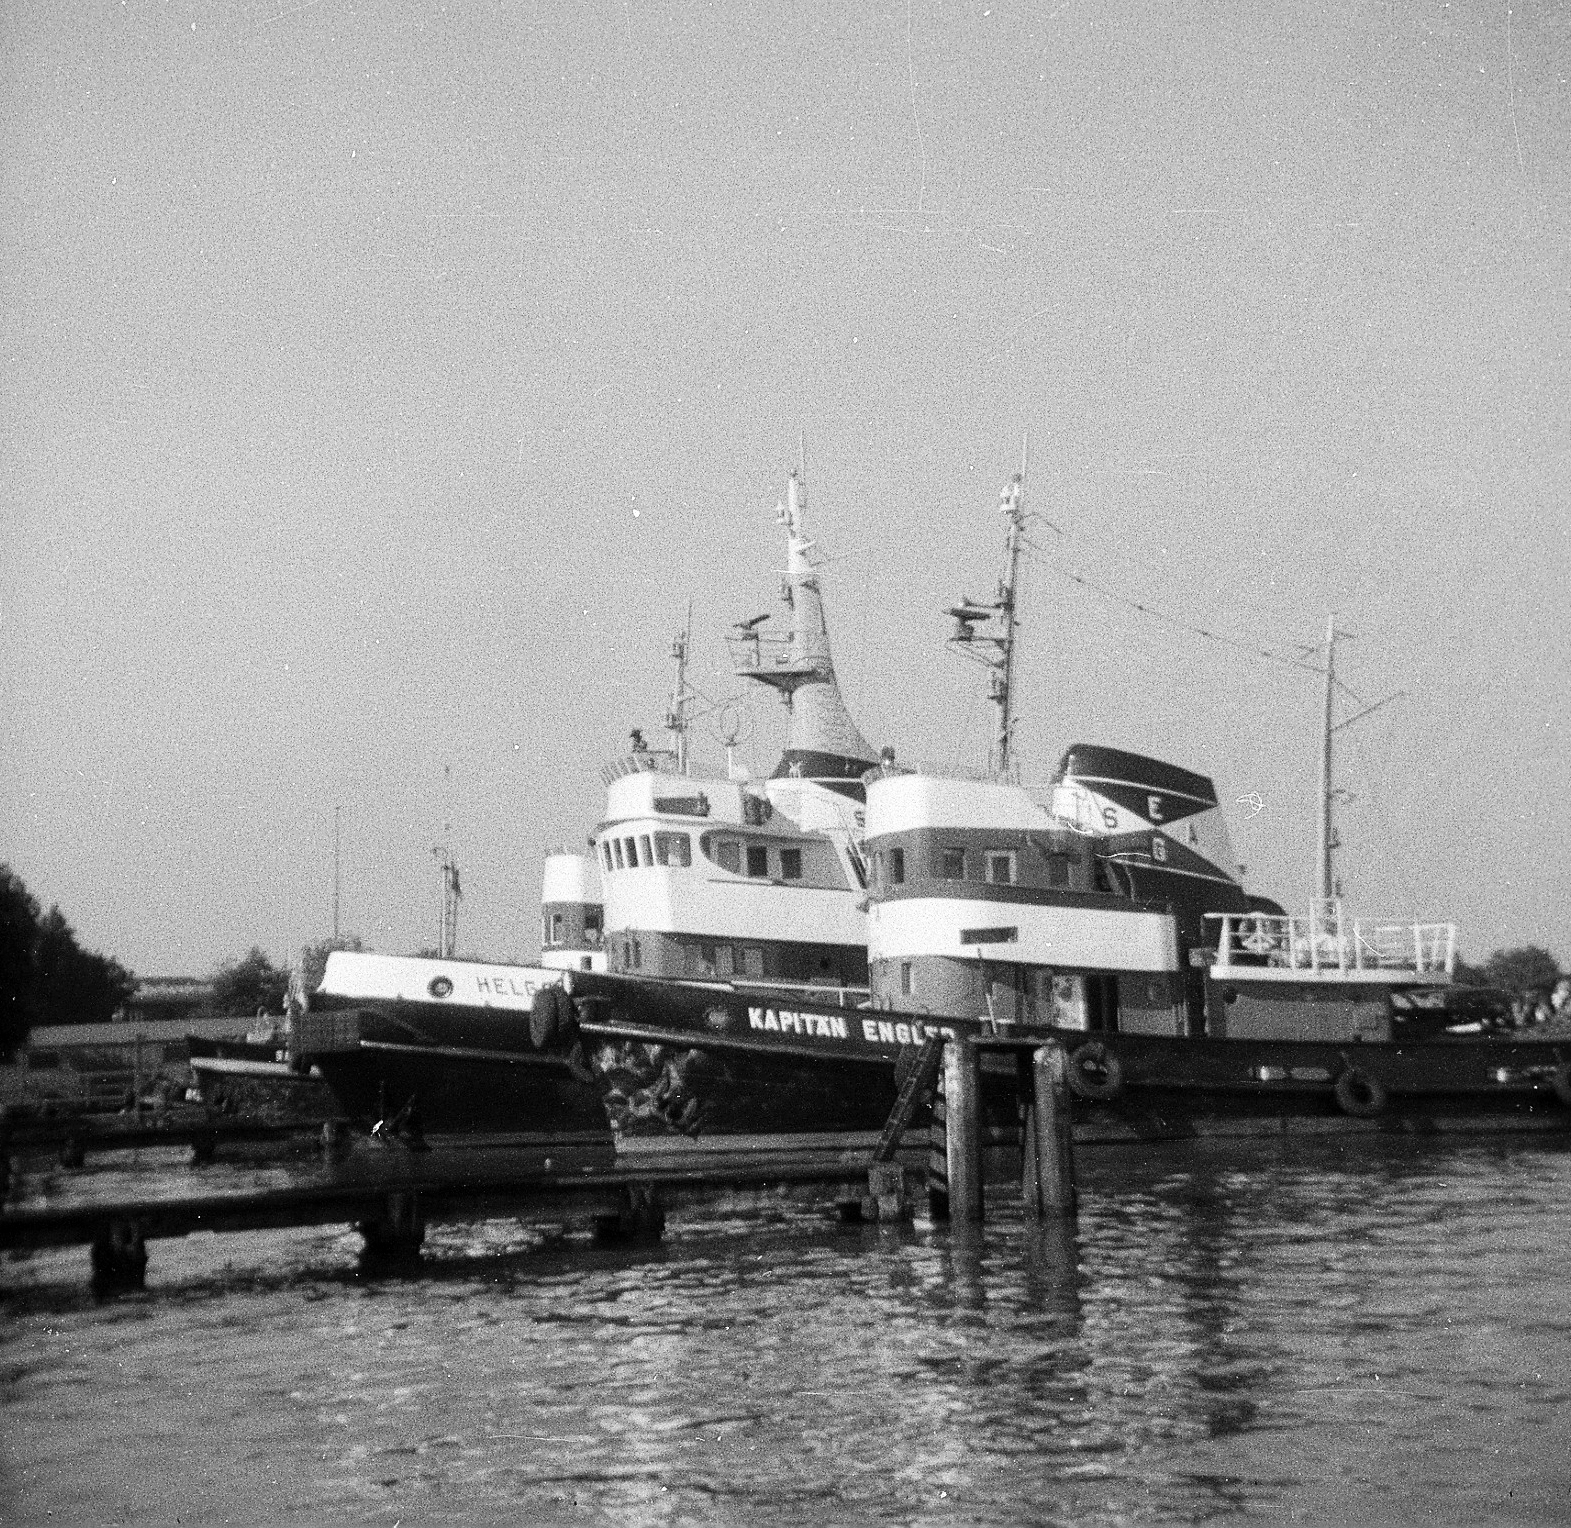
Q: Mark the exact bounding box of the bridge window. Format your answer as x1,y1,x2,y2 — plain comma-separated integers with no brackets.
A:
639,834,653,866
888,847,905,884
612,840,626,869
1047,853,1070,888
715,839,740,873
550,913,563,945
601,842,613,872
780,847,802,880
624,836,641,867
935,847,966,880
900,962,913,996
746,845,769,877
740,945,764,978
986,851,1016,885
654,832,692,867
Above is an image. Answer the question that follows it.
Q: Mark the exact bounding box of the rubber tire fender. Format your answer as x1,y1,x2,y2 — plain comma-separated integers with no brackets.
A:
1334,1066,1388,1118
1549,1062,1571,1109
1066,1040,1125,1103
529,987,562,1050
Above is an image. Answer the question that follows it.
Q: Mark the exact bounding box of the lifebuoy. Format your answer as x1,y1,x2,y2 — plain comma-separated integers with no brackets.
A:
529,987,562,1049
1067,1040,1124,1102
1549,1062,1571,1108
1334,1067,1388,1118
1241,919,1275,957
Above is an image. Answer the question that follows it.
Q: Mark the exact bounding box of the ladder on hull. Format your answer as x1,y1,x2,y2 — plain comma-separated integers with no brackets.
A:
871,1033,946,1164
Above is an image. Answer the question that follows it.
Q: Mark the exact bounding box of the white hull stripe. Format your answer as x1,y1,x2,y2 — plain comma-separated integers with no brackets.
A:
320,952,560,1013
869,896,1179,972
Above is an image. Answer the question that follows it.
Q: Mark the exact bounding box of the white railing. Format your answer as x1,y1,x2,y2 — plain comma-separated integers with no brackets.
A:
1206,908,1457,978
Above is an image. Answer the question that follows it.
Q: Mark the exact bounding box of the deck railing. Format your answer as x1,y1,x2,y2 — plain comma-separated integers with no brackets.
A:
1206,909,1457,978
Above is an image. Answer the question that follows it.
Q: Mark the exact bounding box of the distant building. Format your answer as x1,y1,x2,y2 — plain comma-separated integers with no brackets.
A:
116,977,217,1027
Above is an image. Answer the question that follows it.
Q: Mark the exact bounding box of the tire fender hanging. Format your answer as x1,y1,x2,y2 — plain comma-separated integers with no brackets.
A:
1066,1040,1125,1102
1334,1066,1388,1118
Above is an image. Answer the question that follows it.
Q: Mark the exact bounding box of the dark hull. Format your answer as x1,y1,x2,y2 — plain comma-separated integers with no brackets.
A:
563,970,1571,1145
295,996,611,1140
290,969,1571,1146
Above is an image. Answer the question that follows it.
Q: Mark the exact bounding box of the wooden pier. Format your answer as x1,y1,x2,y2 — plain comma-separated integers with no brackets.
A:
0,1040,1080,1295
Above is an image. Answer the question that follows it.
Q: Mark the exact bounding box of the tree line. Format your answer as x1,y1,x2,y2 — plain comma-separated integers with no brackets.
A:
1,864,136,1058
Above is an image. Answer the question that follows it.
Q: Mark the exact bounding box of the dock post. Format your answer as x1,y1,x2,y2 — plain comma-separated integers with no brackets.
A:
90,1220,148,1296
358,1191,426,1269
596,1184,666,1242
863,1163,909,1223
944,1036,983,1224
1024,1044,1077,1218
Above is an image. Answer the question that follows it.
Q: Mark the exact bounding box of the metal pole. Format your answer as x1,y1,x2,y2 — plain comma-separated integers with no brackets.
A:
944,1037,983,1223
1317,612,1335,906
333,805,341,941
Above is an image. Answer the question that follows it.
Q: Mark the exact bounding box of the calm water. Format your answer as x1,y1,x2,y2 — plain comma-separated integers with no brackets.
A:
3,1136,1570,1525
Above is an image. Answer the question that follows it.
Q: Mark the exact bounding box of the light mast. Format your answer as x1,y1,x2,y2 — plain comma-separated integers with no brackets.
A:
947,444,1030,779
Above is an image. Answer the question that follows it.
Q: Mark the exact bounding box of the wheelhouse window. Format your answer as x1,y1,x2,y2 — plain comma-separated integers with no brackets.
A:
935,847,966,880
900,962,913,997
746,845,769,878
1046,852,1070,888
612,840,626,870
550,912,563,945
740,945,764,978
986,851,1016,885
624,836,641,867
654,831,691,867
779,847,802,880
714,839,740,873
888,847,905,884
639,834,653,866
601,842,613,873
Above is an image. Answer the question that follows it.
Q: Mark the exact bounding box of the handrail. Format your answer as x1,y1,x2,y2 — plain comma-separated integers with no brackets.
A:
1205,910,1456,978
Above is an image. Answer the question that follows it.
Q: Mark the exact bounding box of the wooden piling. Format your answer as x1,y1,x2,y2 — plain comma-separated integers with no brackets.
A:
358,1191,426,1268
1025,1044,1077,1218
863,1162,908,1223
90,1220,148,1295
944,1036,983,1223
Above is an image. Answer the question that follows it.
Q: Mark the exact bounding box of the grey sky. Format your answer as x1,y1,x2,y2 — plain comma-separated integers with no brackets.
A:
3,0,1567,976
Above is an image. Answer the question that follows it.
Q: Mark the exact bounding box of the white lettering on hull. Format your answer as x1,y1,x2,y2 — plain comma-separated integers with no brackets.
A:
746,1007,850,1039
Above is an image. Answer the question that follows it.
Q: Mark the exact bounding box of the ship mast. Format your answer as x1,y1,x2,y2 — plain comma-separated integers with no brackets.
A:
665,601,694,776
948,444,1030,779
1312,614,1402,912
1316,612,1337,908
432,765,460,958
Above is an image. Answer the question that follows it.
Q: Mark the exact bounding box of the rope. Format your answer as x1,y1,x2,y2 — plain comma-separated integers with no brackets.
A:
1022,545,1325,678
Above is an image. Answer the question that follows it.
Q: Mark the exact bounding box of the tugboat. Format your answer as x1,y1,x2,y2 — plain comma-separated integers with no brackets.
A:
554,459,1571,1141
289,456,885,1142
592,459,879,991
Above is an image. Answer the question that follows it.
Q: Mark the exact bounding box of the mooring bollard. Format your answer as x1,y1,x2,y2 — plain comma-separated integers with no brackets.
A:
943,1036,983,1223
1025,1044,1077,1218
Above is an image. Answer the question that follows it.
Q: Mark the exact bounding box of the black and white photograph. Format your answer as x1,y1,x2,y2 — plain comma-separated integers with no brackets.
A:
3,1,1569,1521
